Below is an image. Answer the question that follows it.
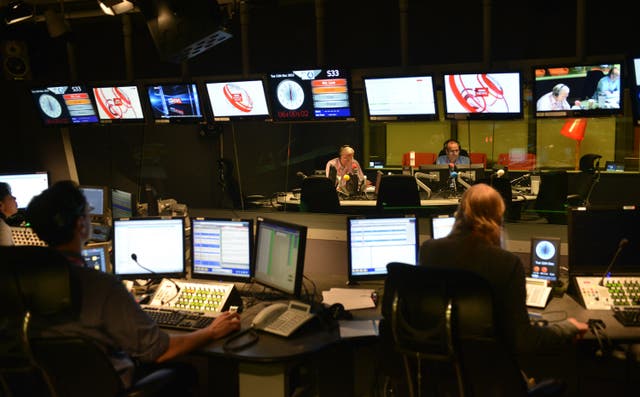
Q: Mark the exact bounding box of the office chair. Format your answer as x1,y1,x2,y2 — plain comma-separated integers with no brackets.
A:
468,152,487,168
0,246,182,397
299,175,341,213
530,171,570,224
402,152,437,167
375,174,420,212
380,263,566,397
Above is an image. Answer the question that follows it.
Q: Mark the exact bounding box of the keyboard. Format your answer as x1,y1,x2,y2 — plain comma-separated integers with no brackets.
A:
11,227,47,246
612,307,640,327
142,307,215,331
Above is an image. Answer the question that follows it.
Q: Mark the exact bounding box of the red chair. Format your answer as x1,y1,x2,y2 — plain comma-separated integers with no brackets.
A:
497,153,536,171
468,152,487,168
402,152,436,167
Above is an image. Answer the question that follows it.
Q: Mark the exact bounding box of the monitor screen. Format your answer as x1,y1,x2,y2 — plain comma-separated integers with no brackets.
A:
347,215,419,282
253,217,307,297
443,72,522,119
533,63,623,118
568,207,640,276
82,242,110,273
417,164,451,195
111,188,133,218
267,68,353,121
633,57,640,125
113,217,185,279
91,85,145,123
145,83,204,123
431,216,455,239
31,85,99,125
530,237,560,282
79,186,107,217
0,172,49,209
456,163,486,183
363,75,438,121
191,218,253,282
205,79,270,121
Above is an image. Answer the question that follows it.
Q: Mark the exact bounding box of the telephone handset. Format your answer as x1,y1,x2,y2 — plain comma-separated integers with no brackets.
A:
251,301,315,337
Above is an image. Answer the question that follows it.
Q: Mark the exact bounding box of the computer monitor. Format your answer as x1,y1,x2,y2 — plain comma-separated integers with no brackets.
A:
31,84,100,125
191,218,253,282
253,217,307,297
347,215,419,283
417,164,451,193
111,188,133,218
113,217,186,279
568,207,640,276
456,163,486,183
91,84,145,123
145,83,204,123
363,75,438,121
633,57,640,125
530,237,560,282
430,215,455,239
79,185,108,218
205,79,270,121
82,242,110,273
0,172,49,209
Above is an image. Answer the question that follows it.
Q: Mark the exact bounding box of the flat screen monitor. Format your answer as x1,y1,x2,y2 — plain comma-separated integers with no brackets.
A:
82,242,110,273
0,172,49,209
191,218,253,282
267,68,353,122
79,185,108,217
91,85,145,123
31,85,99,125
443,72,522,119
633,57,640,125
533,63,623,118
253,217,307,297
113,217,185,279
530,237,560,282
568,207,640,276
431,215,455,239
145,83,204,123
456,163,486,183
205,79,270,121
111,188,133,218
417,164,451,194
347,215,419,282
363,75,438,121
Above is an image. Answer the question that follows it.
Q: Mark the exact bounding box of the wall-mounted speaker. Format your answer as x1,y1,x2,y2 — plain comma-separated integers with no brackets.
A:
1,40,31,80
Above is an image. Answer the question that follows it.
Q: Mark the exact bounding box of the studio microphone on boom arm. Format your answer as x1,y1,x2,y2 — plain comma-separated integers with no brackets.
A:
599,238,630,286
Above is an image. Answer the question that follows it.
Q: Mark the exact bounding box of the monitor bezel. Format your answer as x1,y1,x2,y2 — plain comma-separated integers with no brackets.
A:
90,83,146,124
79,185,109,218
30,83,100,127
362,74,439,121
112,216,186,280
442,71,524,120
632,56,640,126
0,171,50,209
253,217,307,297
204,78,272,122
143,82,205,124
190,217,254,283
347,214,419,283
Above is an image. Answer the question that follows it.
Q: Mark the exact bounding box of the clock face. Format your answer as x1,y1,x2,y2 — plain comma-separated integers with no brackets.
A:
276,79,305,110
39,94,63,118
535,240,556,261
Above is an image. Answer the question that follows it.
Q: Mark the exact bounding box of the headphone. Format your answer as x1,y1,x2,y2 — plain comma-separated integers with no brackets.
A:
552,84,567,98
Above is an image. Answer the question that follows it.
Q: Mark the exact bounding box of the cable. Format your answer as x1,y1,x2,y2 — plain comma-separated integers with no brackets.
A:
231,123,245,211
222,328,259,352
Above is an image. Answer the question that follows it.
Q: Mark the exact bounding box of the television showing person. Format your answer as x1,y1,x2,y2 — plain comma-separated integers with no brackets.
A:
536,83,571,111
594,66,620,108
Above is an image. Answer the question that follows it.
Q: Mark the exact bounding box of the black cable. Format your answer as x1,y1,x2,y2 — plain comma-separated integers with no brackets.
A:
222,328,259,352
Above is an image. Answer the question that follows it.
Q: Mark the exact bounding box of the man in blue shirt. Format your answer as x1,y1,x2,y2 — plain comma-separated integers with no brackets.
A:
436,139,470,165
595,66,620,108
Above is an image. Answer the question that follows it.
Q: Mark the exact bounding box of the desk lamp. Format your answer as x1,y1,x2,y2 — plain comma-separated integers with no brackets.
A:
560,118,587,170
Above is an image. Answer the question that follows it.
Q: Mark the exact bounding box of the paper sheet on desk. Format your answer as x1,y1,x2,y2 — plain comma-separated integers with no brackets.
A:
339,320,379,338
321,288,376,311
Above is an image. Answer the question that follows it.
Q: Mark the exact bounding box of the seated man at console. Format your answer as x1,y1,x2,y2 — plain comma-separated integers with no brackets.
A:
26,181,241,392
325,144,366,194
436,139,470,165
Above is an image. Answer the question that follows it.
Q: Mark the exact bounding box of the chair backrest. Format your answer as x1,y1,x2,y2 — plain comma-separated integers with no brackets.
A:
300,176,340,213
468,152,487,168
534,171,569,223
402,152,436,167
381,263,528,396
497,153,536,171
376,175,420,211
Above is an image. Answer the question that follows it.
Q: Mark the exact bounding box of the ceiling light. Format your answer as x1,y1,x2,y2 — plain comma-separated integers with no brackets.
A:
4,1,33,25
98,0,135,16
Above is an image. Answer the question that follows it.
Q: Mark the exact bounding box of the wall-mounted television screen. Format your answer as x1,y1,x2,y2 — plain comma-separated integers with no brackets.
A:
443,72,522,119
145,83,204,123
31,85,99,125
205,79,270,121
267,68,353,122
91,85,145,123
533,63,623,118
363,75,438,121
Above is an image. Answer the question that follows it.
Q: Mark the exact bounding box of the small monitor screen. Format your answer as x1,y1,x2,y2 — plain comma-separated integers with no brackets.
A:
443,72,522,119
431,216,455,239
347,215,419,282
633,57,640,125
253,217,307,297
79,186,107,217
533,63,623,118
146,83,203,123
113,217,185,279
0,172,49,209
191,218,253,282
363,75,438,121
111,189,133,218
82,243,110,273
92,85,145,122
530,237,560,282
31,85,99,125
205,80,270,121
267,68,353,121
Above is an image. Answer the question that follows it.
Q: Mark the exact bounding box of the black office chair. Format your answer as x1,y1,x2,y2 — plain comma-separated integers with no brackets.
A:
380,262,566,397
531,171,570,224
376,174,421,212
0,246,182,397
299,175,341,213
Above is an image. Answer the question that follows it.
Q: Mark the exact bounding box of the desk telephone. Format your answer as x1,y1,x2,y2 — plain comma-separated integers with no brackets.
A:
251,301,315,337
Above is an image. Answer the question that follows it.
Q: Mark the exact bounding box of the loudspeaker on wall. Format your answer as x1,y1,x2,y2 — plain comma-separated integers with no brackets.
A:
1,40,31,80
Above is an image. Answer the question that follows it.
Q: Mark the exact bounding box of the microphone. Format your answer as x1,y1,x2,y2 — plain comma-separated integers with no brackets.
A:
296,171,307,179
510,173,531,185
131,253,157,275
599,238,630,286
494,169,505,178
132,253,182,305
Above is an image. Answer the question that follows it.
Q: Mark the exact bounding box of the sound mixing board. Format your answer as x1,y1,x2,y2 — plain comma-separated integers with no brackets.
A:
144,278,242,315
573,276,640,310
11,227,47,246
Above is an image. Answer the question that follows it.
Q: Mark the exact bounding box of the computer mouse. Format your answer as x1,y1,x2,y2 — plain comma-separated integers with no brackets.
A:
328,303,352,320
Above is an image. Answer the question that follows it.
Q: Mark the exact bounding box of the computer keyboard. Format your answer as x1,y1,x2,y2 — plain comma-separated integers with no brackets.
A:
11,227,47,246
142,307,215,331
612,307,640,327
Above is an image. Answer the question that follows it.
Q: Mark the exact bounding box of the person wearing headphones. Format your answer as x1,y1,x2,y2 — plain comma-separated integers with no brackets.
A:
536,83,571,111
325,145,365,189
0,182,18,246
436,139,470,165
